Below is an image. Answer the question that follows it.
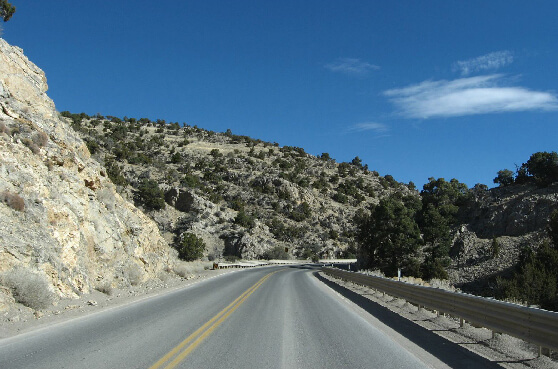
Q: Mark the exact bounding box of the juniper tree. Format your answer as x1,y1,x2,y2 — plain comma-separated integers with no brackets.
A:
1,0,15,22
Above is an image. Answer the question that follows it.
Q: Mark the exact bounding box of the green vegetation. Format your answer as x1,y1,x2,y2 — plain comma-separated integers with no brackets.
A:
356,177,469,279
137,179,165,210
496,151,558,187
356,193,422,277
105,159,128,187
493,169,514,187
263,246,289,260
496,240,558,310
1,0,15,22
175,233,206,261
234,209,255,229
63,111,558,310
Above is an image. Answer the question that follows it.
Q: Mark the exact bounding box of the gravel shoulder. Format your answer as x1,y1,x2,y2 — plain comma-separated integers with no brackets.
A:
319,272,558,369
0,268,236,340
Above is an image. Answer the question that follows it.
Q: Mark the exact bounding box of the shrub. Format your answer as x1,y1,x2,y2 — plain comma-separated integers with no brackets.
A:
229,197,245,211
32,131,48,147
493,169,514,187
175,233,206,261
170,152,183,164
22,137,40,154
173,261,210,277
0,121,9,135
1,190,24,211
137,179,165,210
234,209,255,229
420,258,449,280
105,159,128,187
210,149,222,158
94,280,113,295
332,192,348,204
85,139,100,155
491,237,501,258
496,241,558,310
126,264,144,286
263,246,289,260
0,268,55,310
181,174,201,188
329,229,339,240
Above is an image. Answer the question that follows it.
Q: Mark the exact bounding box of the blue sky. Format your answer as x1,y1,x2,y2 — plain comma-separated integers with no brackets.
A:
3,1,557,188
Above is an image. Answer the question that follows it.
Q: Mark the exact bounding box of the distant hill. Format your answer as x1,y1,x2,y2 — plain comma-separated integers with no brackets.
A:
67,110,558,305
67,112,406,261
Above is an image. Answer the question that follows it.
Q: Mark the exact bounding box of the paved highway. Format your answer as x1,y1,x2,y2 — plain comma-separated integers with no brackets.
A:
0,266,499,368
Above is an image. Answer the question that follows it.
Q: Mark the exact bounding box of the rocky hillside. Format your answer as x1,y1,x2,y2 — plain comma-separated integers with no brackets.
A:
65,99,558,294
68,113,406,261
0,38,175,313
448,182,558,292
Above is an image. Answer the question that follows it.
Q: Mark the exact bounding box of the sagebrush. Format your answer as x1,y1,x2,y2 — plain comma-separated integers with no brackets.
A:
1,267,55,310
1,190,24,211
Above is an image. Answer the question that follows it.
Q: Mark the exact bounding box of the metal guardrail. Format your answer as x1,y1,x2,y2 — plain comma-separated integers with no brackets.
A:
323,268,558,353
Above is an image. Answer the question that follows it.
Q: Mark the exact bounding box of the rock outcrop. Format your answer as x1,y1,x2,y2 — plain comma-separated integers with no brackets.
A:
0,38,174,311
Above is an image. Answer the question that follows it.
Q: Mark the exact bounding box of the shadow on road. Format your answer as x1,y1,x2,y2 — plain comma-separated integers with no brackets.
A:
315,272,502,369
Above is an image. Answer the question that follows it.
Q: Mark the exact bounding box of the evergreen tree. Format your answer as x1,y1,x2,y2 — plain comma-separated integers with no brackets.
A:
493,169,515,187
1,0,15,22
356,194,422,276
175,233,205,261
137,179,165,210
524,151,558,186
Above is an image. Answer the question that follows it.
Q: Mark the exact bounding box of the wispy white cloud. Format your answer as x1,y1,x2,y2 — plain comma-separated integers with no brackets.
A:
349,122,389,133
454,51,514,75
384,74,558,119
325,58,380,75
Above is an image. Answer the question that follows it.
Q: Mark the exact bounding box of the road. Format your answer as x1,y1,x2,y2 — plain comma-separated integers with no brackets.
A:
0,266,498,368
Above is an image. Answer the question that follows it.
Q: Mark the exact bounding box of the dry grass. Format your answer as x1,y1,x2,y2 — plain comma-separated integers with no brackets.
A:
0,267,55,310
32,131,48,147
173,261,211,278
0,121,9,135
22,137,40,154
126,264,144,286
429,278,458,291
361,269,385,277
94,280,114,295
1,190,25,212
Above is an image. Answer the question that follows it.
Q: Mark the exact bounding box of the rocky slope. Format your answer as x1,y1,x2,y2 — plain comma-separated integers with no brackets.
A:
447,182,558,292
0,38,176,314
70,113,404,262
68,103,558,293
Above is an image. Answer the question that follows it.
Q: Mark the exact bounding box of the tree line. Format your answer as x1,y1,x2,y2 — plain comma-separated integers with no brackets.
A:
356,177,468,279
355,152,558,284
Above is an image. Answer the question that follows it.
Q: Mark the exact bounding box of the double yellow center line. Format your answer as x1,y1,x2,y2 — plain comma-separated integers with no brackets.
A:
149,270,279,369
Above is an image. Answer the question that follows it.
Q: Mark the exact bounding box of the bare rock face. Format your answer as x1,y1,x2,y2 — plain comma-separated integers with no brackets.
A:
463,184,558,238
0,38,174,305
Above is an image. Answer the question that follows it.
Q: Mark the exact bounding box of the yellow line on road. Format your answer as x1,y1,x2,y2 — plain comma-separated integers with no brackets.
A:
149,270,279,369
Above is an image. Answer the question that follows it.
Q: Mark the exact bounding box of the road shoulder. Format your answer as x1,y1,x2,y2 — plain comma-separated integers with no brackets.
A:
315,271,558,369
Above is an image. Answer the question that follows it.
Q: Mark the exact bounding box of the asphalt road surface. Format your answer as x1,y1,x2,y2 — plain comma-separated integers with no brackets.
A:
0,265,500,368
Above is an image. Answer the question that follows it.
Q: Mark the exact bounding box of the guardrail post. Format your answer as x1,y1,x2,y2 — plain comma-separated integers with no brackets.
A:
323,267,558,353
539,347,551,357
